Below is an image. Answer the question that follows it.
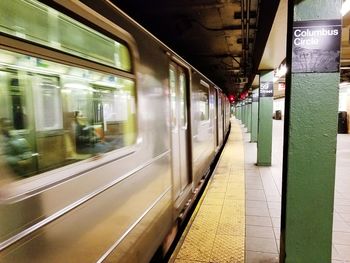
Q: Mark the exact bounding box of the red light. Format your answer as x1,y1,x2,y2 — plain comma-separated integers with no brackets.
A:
239,91,249,100
229,95,235,102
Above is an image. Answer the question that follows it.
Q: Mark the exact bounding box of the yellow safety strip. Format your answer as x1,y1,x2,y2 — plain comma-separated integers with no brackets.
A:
170,119,245,263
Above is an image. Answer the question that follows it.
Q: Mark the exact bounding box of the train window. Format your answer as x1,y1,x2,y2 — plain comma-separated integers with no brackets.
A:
169,66,177,128
0,49,136,179
7,74,28,130
0,0,131,72
199,82,209,121
179,72,187,127
169,65,188,128
33,76,63,131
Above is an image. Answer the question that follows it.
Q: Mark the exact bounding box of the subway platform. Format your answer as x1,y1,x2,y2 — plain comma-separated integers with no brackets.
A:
170,118,350,263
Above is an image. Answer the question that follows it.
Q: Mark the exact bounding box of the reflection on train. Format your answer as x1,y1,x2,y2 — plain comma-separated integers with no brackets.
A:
0,0,230,262
0,50,136,178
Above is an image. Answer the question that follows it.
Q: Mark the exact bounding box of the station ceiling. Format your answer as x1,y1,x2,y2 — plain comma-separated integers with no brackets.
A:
95,1,349,95
109,0,282,96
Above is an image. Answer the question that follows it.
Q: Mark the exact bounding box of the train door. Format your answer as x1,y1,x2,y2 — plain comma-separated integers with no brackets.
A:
169,63,190,203
217,91,223,145
221,94,226,137
31,74,66,172
209,86,217,151
214,88,219,149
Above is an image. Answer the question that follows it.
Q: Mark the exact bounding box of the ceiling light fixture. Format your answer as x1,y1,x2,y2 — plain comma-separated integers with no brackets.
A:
273,63,288,82
341,0,350,16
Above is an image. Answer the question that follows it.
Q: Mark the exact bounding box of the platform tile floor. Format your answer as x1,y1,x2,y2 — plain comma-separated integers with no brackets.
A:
170,118,350,263
243,119,350,263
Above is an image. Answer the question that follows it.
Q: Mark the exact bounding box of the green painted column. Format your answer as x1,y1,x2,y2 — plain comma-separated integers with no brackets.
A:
245,100,249,128
242,101,246,126
257,71,273,166
280,1,341,262
238,103,242,121
240,104,242,121
239,102,242,122
251,89,259,142
240,103,243,122
247,96,252,133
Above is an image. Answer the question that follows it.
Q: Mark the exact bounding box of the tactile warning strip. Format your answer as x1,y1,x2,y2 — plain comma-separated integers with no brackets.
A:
171,119,245,263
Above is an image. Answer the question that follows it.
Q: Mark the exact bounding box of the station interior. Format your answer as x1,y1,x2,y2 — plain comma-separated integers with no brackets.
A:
112,0,350,262
1,1,350,263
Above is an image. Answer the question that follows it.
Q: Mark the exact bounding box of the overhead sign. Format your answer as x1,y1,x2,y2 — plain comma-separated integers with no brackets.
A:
259,81,273,97
292,19,341,73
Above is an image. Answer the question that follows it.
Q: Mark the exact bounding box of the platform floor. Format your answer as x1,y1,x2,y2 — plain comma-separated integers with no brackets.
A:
171,119,246,263
170,118,350,263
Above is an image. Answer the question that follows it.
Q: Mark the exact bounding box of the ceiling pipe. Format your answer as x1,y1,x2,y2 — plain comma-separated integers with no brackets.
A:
246,0,251,56
241,0,246,75
192,21,256,31
192,53,241,58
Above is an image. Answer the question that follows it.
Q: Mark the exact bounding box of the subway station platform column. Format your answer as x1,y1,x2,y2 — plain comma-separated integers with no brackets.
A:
235,102,242,120
257,71,273,166
246,96,252,133
240,102,243,122
243,100,246,128
251,89,259,142
280,0,341,262
239,101,243,123
237,102,242,122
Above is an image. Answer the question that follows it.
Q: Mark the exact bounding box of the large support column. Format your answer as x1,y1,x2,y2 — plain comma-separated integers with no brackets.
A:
245,99,249,130
251,89,259,142
247,96,252,133
237,103,241,121
244,99,248,128
257,71,273,166
280,1,341,262
239,102,243,123
242,100,246,126
239,103,242,122
239,104,242,121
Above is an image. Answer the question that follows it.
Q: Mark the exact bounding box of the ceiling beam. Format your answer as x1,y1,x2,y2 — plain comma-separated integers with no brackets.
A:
250,0,281,85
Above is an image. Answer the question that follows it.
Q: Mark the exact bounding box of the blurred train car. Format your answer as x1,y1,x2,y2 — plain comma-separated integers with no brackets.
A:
0,0,231,262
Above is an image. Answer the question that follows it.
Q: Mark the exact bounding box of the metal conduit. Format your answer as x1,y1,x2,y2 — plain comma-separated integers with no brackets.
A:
246,0,251,72
241,0,245,75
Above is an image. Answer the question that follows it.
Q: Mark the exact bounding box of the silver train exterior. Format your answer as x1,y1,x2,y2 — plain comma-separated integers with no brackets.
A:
0,0,231,262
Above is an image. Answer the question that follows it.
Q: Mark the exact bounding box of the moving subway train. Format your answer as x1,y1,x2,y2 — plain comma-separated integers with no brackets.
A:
0,0,231,262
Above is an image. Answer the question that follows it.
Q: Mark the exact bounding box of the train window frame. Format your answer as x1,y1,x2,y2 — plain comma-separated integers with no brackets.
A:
0,0,132,73
199,80,210,122
0,1,141,202
179,70,188,129
169,62,189,130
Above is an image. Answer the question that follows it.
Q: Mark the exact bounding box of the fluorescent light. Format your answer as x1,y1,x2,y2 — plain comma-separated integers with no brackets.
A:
342,0,350,16
274,63,288,82
277,64,287,77
340,81,350,87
